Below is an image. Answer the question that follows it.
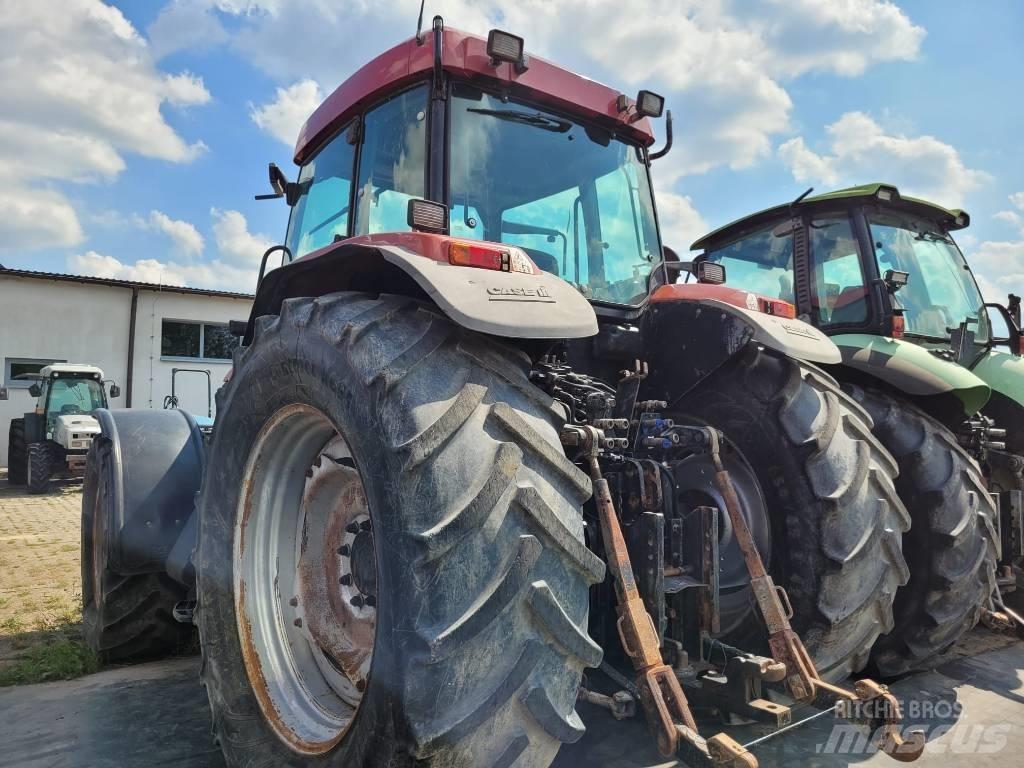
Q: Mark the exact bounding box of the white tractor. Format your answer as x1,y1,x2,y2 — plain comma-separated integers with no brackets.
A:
5,364,119,493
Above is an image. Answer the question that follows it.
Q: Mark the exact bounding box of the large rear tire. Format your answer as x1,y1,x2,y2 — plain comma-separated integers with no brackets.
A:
686,346,911,681
196,293,603,768
7,418,26,486
844,385,999,677
81,438,194,662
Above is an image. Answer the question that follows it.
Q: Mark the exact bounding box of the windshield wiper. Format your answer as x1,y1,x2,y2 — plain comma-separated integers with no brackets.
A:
467,108,572,133
915,231,953,244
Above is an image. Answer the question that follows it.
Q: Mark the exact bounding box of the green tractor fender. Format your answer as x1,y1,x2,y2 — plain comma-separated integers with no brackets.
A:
831,334,991,417
971,349,1024,453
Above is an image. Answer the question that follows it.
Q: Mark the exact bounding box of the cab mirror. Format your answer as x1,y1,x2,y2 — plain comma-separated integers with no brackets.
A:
110,384,121,399
28,383,41,398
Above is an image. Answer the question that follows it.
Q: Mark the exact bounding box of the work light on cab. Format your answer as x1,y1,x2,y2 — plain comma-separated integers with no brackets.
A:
486,29,528,72
407,198,449,234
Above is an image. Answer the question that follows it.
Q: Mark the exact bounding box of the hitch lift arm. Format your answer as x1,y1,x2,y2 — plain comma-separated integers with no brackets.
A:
704,428,925,763
570,425,756,768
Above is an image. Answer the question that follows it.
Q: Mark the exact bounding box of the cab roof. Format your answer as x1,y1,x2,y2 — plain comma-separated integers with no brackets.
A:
294,26,656,164
690,183,971,252
40,364,103,378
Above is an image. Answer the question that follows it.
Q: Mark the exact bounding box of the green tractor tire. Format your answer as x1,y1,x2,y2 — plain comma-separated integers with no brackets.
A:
845,384,999,677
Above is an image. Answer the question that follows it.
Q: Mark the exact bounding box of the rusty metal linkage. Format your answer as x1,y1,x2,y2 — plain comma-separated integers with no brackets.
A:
578,686,636,720
704,429,925,763
573,425,757,768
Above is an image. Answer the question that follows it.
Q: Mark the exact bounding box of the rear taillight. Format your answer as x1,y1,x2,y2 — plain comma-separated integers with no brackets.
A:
758,297,796,319
891,314,906,339
448,241,535,274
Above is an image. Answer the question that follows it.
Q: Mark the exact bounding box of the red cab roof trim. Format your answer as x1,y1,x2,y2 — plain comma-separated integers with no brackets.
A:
294,27,655,164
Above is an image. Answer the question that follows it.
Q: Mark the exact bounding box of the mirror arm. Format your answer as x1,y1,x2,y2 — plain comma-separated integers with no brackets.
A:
649,110,673,161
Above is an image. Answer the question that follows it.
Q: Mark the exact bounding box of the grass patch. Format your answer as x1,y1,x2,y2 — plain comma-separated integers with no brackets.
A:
0,639,98,686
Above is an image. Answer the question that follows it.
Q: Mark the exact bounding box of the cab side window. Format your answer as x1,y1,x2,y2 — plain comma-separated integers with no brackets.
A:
353,86,428,236
285,124,357,259
704,225,795,302
809,215,868,326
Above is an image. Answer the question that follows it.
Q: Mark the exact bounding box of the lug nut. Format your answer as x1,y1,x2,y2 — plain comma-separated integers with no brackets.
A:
339,574,352,586
346,521,360,534
360,519,372,531
293,618,302,628
289,597,299,607
338,544,350,556
350,595,364,608
365,595,376,608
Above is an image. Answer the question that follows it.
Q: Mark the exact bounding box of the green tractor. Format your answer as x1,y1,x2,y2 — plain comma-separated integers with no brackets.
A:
690,183,1024,674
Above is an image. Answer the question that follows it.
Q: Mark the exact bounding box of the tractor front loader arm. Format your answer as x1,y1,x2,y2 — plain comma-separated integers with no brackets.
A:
704,428,926,763
567,424,756,768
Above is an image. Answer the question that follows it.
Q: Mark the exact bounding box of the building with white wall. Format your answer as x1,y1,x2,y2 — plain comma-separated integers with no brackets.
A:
0,267,253,466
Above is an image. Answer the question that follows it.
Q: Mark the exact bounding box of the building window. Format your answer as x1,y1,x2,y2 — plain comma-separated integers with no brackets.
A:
4,357,66,388
161,321,237,361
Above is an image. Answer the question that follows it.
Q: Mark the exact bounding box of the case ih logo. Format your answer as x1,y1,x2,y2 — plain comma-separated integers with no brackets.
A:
486,285,556,302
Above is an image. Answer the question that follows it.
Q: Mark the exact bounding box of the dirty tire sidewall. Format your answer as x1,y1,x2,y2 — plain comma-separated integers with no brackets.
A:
684,346,911,681
81,438,193,663
196,293,601,768
27,442,51,494
845,384,999,677
7,418,26,486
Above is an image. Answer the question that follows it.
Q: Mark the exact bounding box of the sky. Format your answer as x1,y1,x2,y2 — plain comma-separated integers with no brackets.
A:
0,0,1021,302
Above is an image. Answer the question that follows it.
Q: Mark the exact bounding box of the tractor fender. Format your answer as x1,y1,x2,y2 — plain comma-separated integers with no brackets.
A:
971,349,1024,452
94,408,204,578
702,299,841,365
248,236,598,343
648,284,841,366
643,297,839,402
832,334,991,416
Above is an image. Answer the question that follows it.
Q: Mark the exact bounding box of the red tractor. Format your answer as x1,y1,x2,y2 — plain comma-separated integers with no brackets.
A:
82,19,932,768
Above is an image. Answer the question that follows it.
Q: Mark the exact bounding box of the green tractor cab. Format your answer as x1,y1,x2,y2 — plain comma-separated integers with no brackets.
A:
691,183,1024,670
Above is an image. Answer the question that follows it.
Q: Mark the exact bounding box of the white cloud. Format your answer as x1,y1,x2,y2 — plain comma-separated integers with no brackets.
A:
149,0,924,178
0,187,85,251
68,250,255,293
251,80,323,146
145,210,205,257
993,192,1024,236
163,71,213,107
0,0,212,251
777,111,988,207
656,188,709,251
968,239,1024,304
778,137,840,186
760,0,926,78
211,208,273,266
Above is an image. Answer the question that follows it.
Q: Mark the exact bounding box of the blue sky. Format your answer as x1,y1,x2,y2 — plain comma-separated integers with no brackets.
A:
1,0,1021,301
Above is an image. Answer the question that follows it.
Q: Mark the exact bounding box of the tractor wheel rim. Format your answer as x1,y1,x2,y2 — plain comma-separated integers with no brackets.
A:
672,444,771,636
235,404,376,755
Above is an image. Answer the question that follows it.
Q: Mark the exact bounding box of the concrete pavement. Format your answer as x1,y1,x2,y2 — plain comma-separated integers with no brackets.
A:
1,637,1022,767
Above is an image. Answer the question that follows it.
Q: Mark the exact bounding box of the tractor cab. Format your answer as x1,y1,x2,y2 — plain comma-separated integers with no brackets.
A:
29,364,110,439
7,363,119,493
691,184,1024,423
275,25,664,316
